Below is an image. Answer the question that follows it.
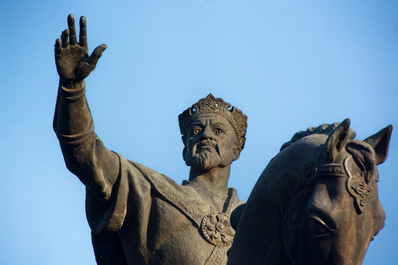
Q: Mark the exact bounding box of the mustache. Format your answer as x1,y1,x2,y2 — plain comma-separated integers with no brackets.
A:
193,140,220,155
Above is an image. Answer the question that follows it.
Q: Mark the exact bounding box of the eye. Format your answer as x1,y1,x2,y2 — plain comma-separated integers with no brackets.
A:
191,127,202,136
308,214,336,238
214,128,224,135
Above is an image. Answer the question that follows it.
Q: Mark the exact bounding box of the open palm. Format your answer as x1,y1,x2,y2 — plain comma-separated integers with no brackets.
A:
55,15,107,82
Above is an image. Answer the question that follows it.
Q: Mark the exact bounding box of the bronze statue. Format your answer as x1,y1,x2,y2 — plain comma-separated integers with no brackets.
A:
54,14,393,265
53,15,247,265
228,120,392,265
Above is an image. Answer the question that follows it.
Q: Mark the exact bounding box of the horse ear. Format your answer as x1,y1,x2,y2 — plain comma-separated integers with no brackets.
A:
326,118,351,162
364,125,393,165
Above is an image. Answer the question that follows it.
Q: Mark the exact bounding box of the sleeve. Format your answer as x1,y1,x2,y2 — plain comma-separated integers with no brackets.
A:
54,82,155,263
86,154,154,264
53,81,119,201
85,153,152,233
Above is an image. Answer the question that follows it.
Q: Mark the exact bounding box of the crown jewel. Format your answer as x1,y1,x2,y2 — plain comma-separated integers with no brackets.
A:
178,94,248,150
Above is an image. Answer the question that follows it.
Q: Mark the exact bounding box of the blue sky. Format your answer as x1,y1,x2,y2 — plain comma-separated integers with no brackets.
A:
1,1,397,264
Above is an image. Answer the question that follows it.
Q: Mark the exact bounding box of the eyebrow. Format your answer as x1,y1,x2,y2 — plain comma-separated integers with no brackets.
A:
211,123,227,129
190,121,205,127
189,120,228,129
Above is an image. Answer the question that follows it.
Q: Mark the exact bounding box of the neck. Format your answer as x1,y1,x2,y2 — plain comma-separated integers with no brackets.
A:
188,165,230,194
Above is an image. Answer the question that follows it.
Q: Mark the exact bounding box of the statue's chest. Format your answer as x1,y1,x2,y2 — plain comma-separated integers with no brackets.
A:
146,199,213,264
146,198,234,265
135,171,239,265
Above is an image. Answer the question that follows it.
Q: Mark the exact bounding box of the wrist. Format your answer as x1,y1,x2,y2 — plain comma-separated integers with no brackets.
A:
59,77,85,89
59,80,86,101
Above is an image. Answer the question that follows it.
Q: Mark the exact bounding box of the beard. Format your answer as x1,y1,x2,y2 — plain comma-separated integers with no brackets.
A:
185,141,221,169
191,149,221,169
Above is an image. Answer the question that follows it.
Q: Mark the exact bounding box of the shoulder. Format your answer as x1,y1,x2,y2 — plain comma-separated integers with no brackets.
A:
120,156,189,192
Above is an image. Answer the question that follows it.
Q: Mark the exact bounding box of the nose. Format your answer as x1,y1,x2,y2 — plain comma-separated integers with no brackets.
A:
202,126,215,140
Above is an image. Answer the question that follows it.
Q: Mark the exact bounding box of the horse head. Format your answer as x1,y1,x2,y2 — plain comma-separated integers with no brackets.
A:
228,119,392,265
284,119,392,265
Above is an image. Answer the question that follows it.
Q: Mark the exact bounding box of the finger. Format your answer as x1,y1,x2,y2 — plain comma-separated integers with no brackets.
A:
61,29,70,48
79,16,87,47
55,38,62,54
68,14,77,45
88,44,107,65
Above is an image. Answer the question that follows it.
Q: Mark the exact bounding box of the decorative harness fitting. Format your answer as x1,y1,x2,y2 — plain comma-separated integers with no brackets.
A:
307,157,375,214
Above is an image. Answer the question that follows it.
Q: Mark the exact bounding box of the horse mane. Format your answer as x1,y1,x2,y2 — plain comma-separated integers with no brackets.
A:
280,122,356,151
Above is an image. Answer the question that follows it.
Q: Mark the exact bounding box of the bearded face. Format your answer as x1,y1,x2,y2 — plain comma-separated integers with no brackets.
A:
183,113,240,170
186,139,221,169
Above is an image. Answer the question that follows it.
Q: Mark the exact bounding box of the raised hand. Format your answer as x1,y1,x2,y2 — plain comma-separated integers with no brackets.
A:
55,14,107,82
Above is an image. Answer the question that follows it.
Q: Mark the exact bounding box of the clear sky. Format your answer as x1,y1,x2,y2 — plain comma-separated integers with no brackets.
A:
1,1,397,264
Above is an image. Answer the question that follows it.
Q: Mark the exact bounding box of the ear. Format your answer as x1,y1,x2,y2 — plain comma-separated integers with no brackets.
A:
326,118,351,162
364,125,393,165
182,147,187,159
232,146,241,161
181,135,187,145
182,136,187,160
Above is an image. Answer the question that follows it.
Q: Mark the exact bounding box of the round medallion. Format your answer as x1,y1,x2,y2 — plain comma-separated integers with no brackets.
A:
201,212,235,247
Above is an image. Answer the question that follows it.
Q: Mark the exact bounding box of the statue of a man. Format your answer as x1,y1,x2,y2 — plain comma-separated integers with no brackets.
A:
53,15,247,265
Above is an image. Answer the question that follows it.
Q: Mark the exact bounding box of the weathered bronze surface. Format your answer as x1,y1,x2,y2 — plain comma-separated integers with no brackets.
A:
54,15,392,265
228,120,392,265
54,15,247,265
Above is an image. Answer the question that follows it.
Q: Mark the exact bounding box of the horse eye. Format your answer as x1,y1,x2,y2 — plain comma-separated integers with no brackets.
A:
308,215,336,238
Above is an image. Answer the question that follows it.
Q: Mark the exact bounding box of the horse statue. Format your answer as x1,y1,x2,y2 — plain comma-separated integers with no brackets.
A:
228,119,392,265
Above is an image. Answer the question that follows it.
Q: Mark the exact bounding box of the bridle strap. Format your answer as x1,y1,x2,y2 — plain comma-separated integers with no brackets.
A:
303,162,347,186
313,163,347,178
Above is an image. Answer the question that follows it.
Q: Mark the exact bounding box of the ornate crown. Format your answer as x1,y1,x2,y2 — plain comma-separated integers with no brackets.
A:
178,94,248,150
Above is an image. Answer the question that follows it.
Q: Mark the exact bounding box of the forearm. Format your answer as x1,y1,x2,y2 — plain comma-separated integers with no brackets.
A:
54,79,92,140
53,79,119,201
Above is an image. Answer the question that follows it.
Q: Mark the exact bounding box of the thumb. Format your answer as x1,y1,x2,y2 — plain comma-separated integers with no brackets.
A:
88,44,107,66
